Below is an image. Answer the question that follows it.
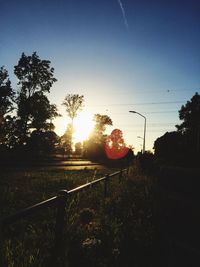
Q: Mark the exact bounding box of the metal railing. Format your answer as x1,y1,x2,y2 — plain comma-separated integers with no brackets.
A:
0,168,128,265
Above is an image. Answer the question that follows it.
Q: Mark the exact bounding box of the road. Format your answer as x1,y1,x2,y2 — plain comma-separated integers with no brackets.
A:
35,160,106,170
0,159,106,171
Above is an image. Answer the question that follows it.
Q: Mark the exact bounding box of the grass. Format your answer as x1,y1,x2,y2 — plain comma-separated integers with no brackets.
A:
0,166,155,267
0,168,118,216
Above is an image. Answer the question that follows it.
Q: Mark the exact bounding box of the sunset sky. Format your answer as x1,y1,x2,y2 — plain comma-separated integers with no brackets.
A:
1,0,199,152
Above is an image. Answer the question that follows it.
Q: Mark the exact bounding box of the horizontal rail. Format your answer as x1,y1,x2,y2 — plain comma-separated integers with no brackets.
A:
68,175,106,194
1,196,58,226
0,169,127,227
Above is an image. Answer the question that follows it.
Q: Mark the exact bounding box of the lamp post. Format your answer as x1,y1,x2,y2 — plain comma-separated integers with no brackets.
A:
129,111,146,153
137,136,143,153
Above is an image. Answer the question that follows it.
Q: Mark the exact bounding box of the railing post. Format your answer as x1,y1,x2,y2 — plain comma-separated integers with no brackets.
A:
52,190,68,265
104,174,109,198
127,166,129,176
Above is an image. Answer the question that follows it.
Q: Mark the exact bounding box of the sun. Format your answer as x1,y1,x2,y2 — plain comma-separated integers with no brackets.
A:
73,112,94,143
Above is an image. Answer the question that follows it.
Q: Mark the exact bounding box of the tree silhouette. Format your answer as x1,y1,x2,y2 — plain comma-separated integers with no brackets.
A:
27,130,59,157
0,66,14,119
92,114,113,143
14,52,57,96
14,52,58,145
0,66,15,149
62,94,84,125
176,92,200,134
154,93,200,166
62,94,84,151
176,92,200,153
154,131,184,163
30,94,59,131
61,123,73,157
74,142,83,156
84,114,113,161
105,129,129,159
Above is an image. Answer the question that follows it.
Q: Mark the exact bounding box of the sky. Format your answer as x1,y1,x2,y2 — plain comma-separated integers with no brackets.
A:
0,0,200,152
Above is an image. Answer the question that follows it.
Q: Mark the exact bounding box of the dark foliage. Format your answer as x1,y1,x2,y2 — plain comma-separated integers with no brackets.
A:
154,93,200,167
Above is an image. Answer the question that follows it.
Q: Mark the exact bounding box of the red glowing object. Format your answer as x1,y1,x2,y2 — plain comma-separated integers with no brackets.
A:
105,129,129,159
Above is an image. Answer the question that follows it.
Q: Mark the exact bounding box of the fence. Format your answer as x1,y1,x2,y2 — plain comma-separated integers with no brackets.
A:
0,168,128,265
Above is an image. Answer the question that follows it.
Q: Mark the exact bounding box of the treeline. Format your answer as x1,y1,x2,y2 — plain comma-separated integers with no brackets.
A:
0,52,60,161
153,92,200,167
0,52,130,164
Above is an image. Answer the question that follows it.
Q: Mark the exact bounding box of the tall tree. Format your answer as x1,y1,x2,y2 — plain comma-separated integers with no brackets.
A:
84,114,113,161
14,52,58,144
92,114,113,143
154,93,200,166
74,142,83,156
0,66,15,147
62,94,84,151
0,66,14,123
176,92,200,133
176,92,200,152
30,94,59,131
62,94,84,126
14,52,57,96
60,123,73,157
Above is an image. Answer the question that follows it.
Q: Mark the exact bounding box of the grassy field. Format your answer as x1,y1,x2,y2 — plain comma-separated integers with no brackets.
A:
0,167,119,215
0,166,155,267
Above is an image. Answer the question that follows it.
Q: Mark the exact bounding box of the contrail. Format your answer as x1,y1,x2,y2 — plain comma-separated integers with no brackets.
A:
117,0,129,29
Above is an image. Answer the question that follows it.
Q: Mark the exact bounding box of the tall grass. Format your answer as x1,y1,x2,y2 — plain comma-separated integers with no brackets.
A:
0,167,155,267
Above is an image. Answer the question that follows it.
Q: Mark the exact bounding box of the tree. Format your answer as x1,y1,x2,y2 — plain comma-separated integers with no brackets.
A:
30,94,59,131
0,66,15,148
62,94,84,125
154,93,200,166
74,142,83,156
27,130,59,158
176,92,200,153
84,114,113,161
14,52,57,96
176,92,200,133
105,129,129,159
91,114,113,143
0,66,14,120
60,123,73,157
154,131,184,163
14,52,58,145
62,94,84,151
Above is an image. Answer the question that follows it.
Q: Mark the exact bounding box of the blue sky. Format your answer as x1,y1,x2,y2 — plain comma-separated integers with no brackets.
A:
1,0,199,152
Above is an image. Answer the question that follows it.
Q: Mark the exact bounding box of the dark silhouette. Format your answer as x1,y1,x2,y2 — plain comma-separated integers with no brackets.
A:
60,123,73,158
62,94,84,152
0,66,15,150
105,128,129,159
83,114,113,162
154,93,200,167
0,52,59,163
14,52,59,146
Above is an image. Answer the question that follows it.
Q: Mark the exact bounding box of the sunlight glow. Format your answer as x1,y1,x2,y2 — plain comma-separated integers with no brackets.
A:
73,111,94,143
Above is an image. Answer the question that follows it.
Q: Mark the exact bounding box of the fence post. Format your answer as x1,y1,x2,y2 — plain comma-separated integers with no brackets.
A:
127,165,129,176
104,174,109,198
52,190,68,265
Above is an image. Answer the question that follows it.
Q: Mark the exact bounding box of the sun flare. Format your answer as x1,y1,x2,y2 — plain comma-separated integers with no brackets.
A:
55,111,94,144
73,112,94,143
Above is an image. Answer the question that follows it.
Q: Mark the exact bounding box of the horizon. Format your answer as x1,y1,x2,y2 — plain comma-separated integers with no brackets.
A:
1,0,199,152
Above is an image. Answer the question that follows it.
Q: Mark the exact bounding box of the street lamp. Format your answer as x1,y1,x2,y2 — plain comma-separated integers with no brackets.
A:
137,136,143,153
129,111,146,153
